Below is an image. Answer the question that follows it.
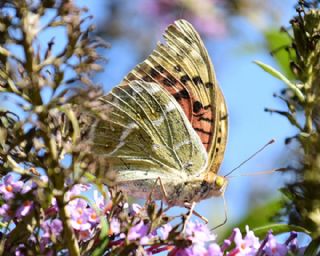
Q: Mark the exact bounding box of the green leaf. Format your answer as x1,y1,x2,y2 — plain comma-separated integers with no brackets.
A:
253,223,310,239
304,237,320,256
264,29,295,79
91,216,109,256
254,60,305,102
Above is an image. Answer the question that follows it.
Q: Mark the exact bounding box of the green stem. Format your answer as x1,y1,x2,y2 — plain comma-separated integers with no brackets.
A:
56,193,80,256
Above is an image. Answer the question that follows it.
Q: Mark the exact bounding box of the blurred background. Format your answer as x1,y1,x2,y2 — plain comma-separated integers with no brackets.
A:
77,0,298,236
1,0,300,239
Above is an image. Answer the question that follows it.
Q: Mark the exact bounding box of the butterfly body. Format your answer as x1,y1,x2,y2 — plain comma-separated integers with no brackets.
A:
91,20,228,206
116,173,227,207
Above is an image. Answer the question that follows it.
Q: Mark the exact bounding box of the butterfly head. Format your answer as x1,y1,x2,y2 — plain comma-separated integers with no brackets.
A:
201,173,228,199
215,176,227,191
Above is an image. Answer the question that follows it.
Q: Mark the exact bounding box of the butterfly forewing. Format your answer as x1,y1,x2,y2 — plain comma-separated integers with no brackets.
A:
124,19,227,175
91,81,208,182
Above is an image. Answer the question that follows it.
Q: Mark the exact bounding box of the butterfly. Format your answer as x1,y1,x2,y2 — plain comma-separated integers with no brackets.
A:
91,19,228,207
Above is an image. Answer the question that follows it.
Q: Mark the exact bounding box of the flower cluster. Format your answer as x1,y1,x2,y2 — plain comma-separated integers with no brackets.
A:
0,175,34,221
0,175,306,255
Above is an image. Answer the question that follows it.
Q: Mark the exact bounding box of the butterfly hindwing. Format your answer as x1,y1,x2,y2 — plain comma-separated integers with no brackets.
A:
91,81,208,182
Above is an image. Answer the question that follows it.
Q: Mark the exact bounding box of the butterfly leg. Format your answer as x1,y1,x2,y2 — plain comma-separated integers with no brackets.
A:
183,202,208,224
182,201,196,233
145,177,169,207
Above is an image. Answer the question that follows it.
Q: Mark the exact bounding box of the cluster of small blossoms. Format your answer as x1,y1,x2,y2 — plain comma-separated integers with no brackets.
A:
0,175,104,255
0,175,34,221
0,175,307,255
110,216,305,255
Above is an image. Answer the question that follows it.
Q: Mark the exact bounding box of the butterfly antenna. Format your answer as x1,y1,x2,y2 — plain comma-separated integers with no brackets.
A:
227,167,287,178
224,139,275,177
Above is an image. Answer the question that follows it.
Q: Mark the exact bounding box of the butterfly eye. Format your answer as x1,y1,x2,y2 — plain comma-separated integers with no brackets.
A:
215,176,224,188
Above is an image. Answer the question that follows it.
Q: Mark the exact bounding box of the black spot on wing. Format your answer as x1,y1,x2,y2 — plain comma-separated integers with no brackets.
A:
194,127,212,135
179,89,190,99
163,75,177,87
192,76,202,85
142,75,153,82
205,82,213,88
180,75,191,85
174,65,182,72
172,89,190,101
156,65,165,73
193,101,203,113
150,68,158,78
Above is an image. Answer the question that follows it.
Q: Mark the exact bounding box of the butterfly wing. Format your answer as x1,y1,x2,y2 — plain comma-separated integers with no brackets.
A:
124,19,228,175
91,80,208,181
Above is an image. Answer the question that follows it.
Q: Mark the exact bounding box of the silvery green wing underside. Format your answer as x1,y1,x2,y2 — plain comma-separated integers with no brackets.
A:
91,80,208,182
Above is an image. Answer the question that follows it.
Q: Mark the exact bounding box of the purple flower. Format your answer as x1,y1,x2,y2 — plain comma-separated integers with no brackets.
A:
141,233,155,245
184,244,208,255
71,213,91,231
67,198,88,218
67,198,93,232
128,221,149,241
40,219,63,253
15,244,26,256
21,179,36,194
158,223,172,240
93,190,106,210
110,218,121,235
129,203,143,216
264,233,288,256
79,229,94,241
15,200,33,218
87,208,99,224
93,190,112,214
208,243,223,256
0,175,23,200
185,221,216,245
0,203,13,221
169,221,218,256
42,219,63,238
65,184,91,201
68,197,99,225
229,226,260,255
